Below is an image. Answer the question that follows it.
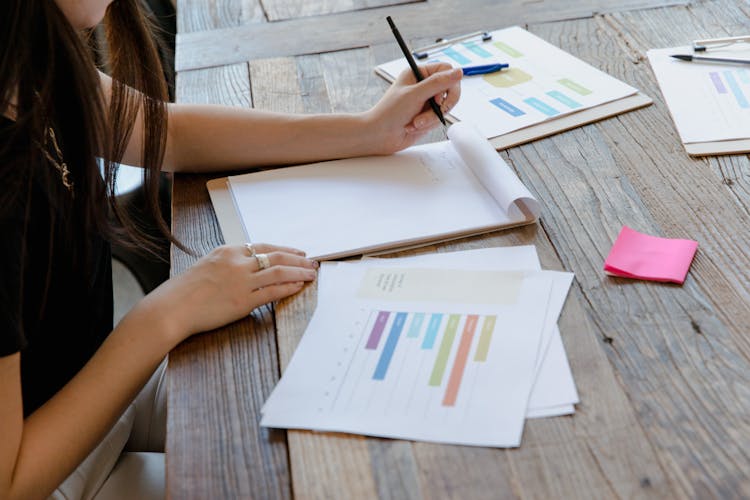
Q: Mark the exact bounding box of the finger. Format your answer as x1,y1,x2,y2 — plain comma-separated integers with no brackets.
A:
411,109,441,130
250,281,307,306
246,250,318,272
254,264,317,289
410,68,462,104
245,242,307,256
437,87,460,115
419,62,455,76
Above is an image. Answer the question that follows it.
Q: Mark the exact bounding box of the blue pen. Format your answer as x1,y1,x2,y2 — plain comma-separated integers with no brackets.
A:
461,63,509,76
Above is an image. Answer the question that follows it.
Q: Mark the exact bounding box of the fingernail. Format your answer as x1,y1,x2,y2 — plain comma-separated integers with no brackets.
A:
310,260,319,269
452,68,463,78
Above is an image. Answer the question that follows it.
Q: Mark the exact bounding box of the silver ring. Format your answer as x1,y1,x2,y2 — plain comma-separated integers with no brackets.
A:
255,253,270,270
244,243,256,257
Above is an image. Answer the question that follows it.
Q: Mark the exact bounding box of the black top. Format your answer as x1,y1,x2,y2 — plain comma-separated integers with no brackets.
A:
0,115,113,416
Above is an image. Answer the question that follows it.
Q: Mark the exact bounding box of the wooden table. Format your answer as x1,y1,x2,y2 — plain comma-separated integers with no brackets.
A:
166,1,750,497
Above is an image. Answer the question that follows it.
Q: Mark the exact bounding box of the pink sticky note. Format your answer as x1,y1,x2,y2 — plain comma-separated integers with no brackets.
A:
603,226,698,284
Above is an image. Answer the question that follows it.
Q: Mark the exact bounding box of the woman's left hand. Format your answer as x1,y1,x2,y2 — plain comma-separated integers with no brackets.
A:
364,63,462,154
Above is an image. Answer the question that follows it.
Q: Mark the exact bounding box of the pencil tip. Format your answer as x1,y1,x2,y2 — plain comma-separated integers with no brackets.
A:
670,54,691,61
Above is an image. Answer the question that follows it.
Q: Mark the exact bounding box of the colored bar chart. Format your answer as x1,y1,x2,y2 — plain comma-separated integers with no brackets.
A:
365,310,499,408
709,70,750,109
422,313,443,348
464,42,492,58
723,71,749,108
366,311,389,349
443,47,471,65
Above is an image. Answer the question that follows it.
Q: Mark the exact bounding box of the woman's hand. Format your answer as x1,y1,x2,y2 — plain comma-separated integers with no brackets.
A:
364,63,462,155
130,243,318,343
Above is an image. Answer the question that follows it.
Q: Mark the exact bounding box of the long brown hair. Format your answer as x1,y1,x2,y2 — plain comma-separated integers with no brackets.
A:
0,0,183,267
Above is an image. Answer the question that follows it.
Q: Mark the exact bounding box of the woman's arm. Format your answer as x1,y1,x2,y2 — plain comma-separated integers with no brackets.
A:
102,64,462,172
0,243,317,499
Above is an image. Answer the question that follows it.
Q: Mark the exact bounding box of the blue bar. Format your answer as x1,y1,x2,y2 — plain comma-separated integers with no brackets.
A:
524,97,560,116
546,90,582,109
442,47,471,65
738,69,750,84
723,71,750,108
406,313,425,338
464,42,492,58
373,312,407,380
490,97,525,117
421,314,443,349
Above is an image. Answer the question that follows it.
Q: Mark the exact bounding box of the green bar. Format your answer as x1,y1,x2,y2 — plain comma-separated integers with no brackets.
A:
493,41,523,58
429,315,460,386
474,316,497,362
557,78,592,96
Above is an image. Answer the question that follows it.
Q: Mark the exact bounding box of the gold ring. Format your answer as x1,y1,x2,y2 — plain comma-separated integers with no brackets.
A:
255,253,270,270
244,243,256,257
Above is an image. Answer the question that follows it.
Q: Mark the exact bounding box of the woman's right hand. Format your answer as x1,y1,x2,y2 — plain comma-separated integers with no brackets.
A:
130,243,318,343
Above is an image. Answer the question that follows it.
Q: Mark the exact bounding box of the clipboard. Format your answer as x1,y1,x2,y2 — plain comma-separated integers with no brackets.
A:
375,27,653,151
645,46,750,156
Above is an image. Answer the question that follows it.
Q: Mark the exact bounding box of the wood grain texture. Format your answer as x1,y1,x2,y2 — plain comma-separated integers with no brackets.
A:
168,0,750,498
264,32,670,500
167,63,292,499
175,0,688,71
177,0,265,33
261,0,422,22
504,10,750,497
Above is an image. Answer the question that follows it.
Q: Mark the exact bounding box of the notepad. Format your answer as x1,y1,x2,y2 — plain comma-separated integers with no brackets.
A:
207,122,540,260
375,26,652,150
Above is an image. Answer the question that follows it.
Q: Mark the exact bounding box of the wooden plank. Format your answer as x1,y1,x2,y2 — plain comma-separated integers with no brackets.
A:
501,10,750,496
256,53,382,500
602,2,750,357
261,0,423,22
176,0,265,33
175,0,688,71
167,64,292,499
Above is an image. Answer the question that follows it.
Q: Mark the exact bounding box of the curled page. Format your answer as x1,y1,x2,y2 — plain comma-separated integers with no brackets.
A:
448,122,540,220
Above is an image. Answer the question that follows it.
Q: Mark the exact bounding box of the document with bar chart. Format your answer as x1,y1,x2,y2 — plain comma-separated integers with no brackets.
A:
376,26,641,142
647,46,750,155
260,263,561,447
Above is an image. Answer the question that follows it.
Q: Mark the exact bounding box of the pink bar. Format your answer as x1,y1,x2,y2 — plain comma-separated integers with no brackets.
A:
366,311,390,349
442,315,478,406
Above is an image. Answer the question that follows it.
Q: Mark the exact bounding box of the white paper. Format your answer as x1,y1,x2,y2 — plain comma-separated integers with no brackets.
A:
647,46,750,144
261,264,555,447
227,122,537,260
359,246,578,416
377,26,638,140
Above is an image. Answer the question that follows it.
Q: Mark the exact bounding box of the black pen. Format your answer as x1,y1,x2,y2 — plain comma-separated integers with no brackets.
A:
386,16,447,127
671,54,750,65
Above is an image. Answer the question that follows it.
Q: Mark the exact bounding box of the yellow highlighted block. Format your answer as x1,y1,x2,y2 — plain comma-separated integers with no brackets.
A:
483,67,532,88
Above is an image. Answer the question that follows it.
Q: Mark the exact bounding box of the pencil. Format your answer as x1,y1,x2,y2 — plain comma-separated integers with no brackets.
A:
386,16,447,126
670,54,750,65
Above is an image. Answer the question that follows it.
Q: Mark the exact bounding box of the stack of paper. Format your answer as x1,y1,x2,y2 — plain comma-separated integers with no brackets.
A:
647,46,750,155
261,246,578,448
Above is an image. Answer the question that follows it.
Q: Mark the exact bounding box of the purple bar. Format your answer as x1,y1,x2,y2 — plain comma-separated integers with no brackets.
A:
710,72,727,94
366,311,390,349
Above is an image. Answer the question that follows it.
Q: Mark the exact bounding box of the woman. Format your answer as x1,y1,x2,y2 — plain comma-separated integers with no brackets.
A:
0,0,461,498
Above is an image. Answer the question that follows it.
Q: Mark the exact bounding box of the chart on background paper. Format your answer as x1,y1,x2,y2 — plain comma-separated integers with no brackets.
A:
377,26,638,139
647,47,750,144
261,265,555,447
